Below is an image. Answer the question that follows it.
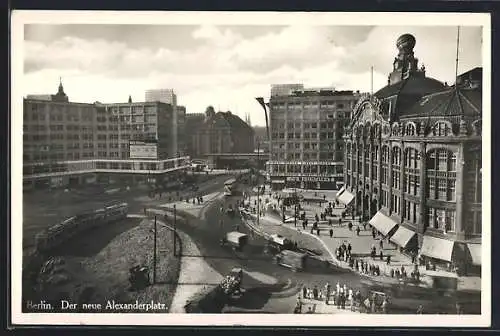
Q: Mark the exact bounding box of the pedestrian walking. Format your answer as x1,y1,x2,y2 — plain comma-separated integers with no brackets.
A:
379,239,384,250
356,226,360,236
386,255,391,265
379,250,384,261
348,243,352,254
302,286,307,299
316,228,320,236
381,298,388,314
313,286,319,300
416,305,424,314
325,283,331,305
363,222,367,230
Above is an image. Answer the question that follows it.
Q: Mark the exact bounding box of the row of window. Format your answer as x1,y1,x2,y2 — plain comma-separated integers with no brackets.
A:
347,148,456,172
272,132,340,140
271,165,342,174
271,101,351,109
346,172,456,201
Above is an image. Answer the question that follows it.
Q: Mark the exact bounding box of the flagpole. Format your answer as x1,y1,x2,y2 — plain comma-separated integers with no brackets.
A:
455,26,461,82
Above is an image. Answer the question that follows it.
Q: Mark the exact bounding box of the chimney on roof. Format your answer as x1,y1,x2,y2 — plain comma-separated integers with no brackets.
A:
128,95,132,103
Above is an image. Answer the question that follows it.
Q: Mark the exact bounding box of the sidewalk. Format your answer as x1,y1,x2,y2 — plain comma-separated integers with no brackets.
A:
244,193,480,292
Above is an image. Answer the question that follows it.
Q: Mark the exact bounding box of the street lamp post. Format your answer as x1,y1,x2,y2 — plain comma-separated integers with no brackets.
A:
257,141,260,226
294,203,297,227
153,215,157,284
173,204,177,257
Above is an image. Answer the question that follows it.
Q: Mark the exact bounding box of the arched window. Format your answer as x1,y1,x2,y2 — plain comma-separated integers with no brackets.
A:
383,125,390,136
391,147,402,165
432,121,452,137
472,120,482,136
382,146,390,163
405,123,416,136
392,123,399,136
347,142,351,155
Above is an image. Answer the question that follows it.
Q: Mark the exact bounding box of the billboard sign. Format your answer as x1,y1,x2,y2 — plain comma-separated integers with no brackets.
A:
129,140,158,159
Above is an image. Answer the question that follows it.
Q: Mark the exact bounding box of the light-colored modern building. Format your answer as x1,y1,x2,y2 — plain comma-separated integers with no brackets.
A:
145,88,177,105
267,86,360,190
145,89,179,153
23,83,189,190
340,34,482,275
270,84,304,97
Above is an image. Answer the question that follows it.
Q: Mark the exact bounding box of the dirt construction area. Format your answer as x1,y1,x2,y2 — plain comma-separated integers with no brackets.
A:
24,218,181,313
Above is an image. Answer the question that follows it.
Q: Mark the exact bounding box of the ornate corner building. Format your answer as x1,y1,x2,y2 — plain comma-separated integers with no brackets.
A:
339,34,482,274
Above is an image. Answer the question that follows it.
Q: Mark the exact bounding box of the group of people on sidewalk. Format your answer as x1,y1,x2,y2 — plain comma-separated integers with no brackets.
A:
295,281,389,314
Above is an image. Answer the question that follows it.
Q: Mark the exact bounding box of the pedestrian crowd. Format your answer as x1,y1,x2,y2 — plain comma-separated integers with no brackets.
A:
295,281,390,314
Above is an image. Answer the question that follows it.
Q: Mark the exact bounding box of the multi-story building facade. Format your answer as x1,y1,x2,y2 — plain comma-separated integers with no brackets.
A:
190,107,255,160
176,105,187,156
267,87,360,190
340,34,482,274
145,88,179,154
23,83,189,190
270,84,304,97
185,113,206,158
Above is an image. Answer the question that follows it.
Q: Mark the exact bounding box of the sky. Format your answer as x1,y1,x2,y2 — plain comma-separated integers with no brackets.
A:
23,24,483,126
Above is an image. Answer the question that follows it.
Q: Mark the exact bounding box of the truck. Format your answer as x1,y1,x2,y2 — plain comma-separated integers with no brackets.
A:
220,232,249,252
275,250,308,272
266,234,295,254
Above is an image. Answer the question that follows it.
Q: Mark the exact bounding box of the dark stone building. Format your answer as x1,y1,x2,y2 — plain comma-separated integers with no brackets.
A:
191,107,255,159
339,34,482,274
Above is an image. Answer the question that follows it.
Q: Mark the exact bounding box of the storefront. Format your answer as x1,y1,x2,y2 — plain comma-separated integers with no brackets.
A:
337,188,355,207
269,175,338,190
390,225,418,253
369,210,398,237
419,235,456,269
466,243,481,275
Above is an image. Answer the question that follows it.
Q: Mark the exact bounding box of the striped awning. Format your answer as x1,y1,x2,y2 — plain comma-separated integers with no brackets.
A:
369,211,398,236
467,243,481,266
420,236,455,262
336,186,346,197
390,226,416,248
337,190,354,206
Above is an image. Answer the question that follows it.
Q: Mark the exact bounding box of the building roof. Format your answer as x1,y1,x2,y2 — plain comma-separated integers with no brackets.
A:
402,85,481,119
203,111,254,134
220,111,254,133
374,75,446,100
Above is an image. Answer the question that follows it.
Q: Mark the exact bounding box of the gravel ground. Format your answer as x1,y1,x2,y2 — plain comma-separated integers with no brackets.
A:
27,218,180,313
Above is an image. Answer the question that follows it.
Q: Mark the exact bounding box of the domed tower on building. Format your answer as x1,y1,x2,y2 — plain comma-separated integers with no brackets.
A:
341,33,483,280
388,34,426,85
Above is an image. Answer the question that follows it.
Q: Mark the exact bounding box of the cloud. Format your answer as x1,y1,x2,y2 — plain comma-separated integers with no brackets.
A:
22,25,483,126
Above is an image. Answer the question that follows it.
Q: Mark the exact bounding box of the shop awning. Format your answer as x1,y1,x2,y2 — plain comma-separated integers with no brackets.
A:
337,190,354,206
336,186,346,197
420,236,454,262
369,211,398,236
467,243,481,266
390,226,416,249
271,179,285,184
